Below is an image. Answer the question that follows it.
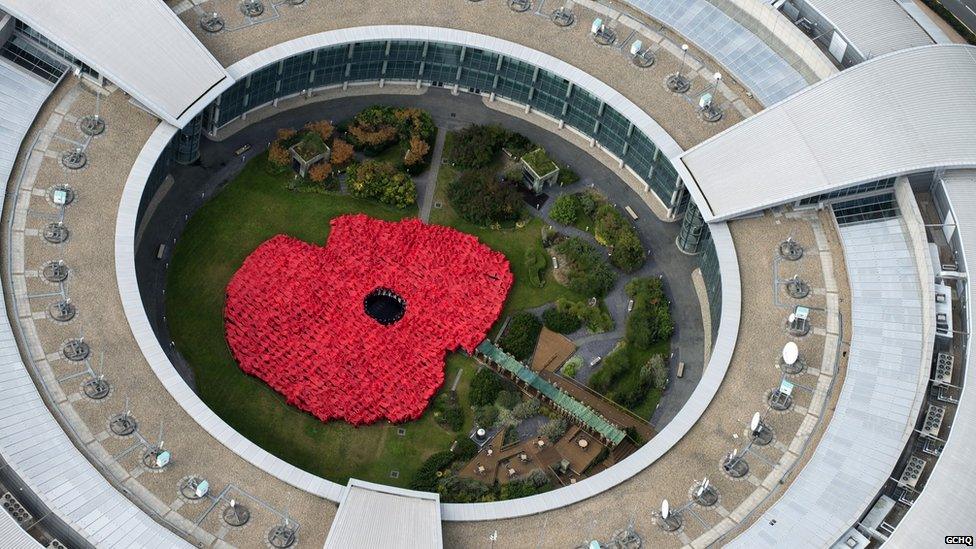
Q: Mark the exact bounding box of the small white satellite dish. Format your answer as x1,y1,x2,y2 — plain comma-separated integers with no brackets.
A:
702,477,710,491
695,481,705,497
681,43,689,52
630,40,643,56
788,313,796,323
591,18,603,34
714,72,722,81
782,342,799,365
730,448,738,460
751,412,761,433
661,499,670,519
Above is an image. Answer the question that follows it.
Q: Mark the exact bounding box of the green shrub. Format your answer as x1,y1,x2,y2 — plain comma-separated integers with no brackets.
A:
549,194,583,225
410,451,457,491
346,160,416,208
499,478,543,499
555,298,614,333
539,417,568,442
594,204,645,272
447,169,523,226
523,247,548,288
561,356,582,378
474,405,499,428
439,476,495,503
502,425,520,445
447,125,508,169
454,437,479,461
625,277,674,350
433,393,464,431
504,132,535,157
557,167,580,186
644,354,669,389
542,306,582,334
612,230,646,273
512,397,541,420
498,312,543,360
552,237,616,297
470,368,503,406
495,390,519,410
588,346,630,394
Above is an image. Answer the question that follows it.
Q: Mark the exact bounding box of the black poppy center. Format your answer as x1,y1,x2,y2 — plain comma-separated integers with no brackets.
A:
364,288,406,325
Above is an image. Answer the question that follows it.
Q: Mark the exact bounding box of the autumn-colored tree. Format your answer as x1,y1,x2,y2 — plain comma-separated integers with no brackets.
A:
308,162,332,183
268,140,291,167
348,124,398,148
330,138,354,167
404,135,431,167
276,128,297,141
304,120,334,142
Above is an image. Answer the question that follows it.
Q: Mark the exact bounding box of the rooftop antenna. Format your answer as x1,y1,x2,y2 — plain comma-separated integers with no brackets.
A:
667,44,692,93
698,72,724,122
591,18,616,46
508,0,531,12
630,40,655,68
223,497,251,527
693,477,718,507
200,12,225,33
81,91,105,137
751,411,774,446
658,498,681,531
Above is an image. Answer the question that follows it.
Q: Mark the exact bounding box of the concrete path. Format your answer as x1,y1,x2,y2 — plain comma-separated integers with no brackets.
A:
417,128,447,222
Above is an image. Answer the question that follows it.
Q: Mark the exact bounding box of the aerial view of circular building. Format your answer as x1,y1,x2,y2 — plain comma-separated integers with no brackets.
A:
0,1,973,548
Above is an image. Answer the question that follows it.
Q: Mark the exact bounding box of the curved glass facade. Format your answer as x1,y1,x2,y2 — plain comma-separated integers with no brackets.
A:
202,39,682,207
190,38,724,343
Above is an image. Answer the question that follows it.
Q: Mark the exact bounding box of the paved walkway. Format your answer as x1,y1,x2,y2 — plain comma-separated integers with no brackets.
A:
417,128,447,222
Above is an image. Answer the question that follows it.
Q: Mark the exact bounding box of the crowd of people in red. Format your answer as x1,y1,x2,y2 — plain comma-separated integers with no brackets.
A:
224,214,513,424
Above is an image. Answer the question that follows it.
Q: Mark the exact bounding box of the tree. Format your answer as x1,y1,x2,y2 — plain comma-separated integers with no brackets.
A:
644,354,668,389
446,169,523,226
330,138,355,168
497,312,543,360
512,398,541,420
410,451,457,491
611,229,645,273
542,306,582,334
276,127,297,141
267,140,291,169
454,437,479,461
470,368,503,406
404,135,431,167
495,390,519,410
346,160,417,208
304,120,334,142
307,162,332,183
447,125,507,168
549,194,583,225
539,417,568,442
552,238,616,298
474,405,499,428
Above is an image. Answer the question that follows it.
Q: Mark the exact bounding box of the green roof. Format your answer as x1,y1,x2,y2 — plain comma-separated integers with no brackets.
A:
521,148,558,177
476,340,627,446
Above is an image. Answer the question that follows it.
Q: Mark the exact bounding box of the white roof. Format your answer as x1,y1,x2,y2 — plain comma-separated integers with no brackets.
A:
0,61,190,549
324,480,442,549
803,0,934,59
886,170,976,546
0,58,51,187
680,44,976,222
732,217,931,548
0,507,41,548
0,0,231,126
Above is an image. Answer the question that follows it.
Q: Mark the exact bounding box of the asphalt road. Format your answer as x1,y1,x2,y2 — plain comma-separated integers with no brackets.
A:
135,89,705,429
944,0,976,34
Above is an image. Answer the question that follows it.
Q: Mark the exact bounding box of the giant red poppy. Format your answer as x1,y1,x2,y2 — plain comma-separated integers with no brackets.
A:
224,214,512,425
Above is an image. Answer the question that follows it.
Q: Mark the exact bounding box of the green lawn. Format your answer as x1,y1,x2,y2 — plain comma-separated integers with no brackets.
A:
166,154,484,487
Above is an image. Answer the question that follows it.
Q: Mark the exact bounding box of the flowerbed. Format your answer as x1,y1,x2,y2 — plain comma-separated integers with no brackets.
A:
225,214,512,424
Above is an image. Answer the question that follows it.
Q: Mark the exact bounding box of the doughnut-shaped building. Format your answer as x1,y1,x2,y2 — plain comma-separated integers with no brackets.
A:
0,1,973,547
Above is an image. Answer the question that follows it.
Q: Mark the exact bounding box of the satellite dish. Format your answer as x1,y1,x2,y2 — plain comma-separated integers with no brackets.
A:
661,499,670,519
698,93,713,109
714,72,722,81
702,478,710,491
730,449,737,460
788,313,796,323
750,412,761,432
782,341,799,365
589,541,601,549
630,40,643,56
591,18,603,34
695,480,705,497
681,43,689,52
